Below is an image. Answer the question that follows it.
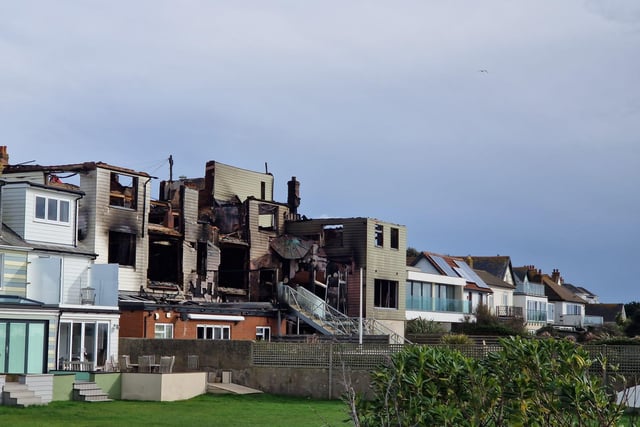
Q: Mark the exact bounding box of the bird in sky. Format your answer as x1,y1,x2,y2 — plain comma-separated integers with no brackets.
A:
478,69,488,73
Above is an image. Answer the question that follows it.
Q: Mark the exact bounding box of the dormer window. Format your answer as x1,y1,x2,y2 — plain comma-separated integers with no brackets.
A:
35,196,70,224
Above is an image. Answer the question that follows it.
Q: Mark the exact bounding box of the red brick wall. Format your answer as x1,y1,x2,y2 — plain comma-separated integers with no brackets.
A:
119,308,285,340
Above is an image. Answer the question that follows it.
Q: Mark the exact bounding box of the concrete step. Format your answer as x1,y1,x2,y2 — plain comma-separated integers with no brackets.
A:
2,383,43,407
83,395,113,402
207,382,263,395
4,396,44,407
73,381,111,403
2,383,30,392
73,382,100,390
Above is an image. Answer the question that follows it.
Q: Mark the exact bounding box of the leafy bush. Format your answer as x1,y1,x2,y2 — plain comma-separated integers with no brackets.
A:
405,318,444,335
351,337,624,426
455,304,527,336
440,333,472,345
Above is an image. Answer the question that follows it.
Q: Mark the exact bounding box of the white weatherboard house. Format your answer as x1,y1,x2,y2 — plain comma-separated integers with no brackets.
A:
0,179,119,375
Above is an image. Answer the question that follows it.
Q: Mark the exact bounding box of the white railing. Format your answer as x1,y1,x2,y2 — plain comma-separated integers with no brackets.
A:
278,283,409,344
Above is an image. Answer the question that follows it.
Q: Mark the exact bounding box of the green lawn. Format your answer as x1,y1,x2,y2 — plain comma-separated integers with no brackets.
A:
0,394,352,427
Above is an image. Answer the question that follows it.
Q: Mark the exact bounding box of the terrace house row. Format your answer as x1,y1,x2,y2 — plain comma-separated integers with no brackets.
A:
405,253,592,334
1,148,409,359
1,156,288,347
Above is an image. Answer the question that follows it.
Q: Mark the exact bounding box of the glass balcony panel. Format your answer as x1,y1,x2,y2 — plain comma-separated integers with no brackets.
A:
406,296,469,313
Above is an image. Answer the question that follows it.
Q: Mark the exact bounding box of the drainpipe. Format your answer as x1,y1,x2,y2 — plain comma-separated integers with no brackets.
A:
141,176,157,238
143,311,148,338
359,268,363,345
55,310,63,370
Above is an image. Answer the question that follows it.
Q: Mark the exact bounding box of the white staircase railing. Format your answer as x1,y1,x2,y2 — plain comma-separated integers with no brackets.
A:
278,283,409,344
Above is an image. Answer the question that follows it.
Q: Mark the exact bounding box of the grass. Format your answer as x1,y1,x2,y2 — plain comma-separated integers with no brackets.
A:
0,394,352,427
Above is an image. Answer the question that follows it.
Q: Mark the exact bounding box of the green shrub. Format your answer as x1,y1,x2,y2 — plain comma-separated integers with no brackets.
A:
352,337,624,427
440,333,472,345
405,318,444,335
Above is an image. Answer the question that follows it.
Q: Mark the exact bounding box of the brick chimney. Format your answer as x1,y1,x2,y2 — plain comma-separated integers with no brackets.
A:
199,161,216,211
287,176,301,215
0,146,9,170
551,269,562,285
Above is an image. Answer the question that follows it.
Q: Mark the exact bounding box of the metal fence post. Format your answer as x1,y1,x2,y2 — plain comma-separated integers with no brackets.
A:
328,342,333,399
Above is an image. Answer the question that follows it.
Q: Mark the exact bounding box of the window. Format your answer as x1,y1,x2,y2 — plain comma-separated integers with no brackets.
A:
108,231,136,266
0,253,4,288
374,279,398,309
154,323,174,339
374,224,384,247
258,203,277,230
196,325,230,340
109,173,138,210
323,225,343,247
406,280,433,311
256,326,271,341
566,304,582,315
35,196,70,224
58,321,110,369
527,300,547,322
390,227,399,249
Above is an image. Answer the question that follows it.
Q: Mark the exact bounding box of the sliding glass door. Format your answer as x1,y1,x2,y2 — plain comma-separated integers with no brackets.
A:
0,320,47,374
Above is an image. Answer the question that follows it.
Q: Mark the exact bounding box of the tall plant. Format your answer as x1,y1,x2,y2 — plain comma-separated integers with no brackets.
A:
351,337,624,426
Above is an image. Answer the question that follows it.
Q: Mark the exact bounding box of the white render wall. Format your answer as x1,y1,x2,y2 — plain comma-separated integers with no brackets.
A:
406,310,468,324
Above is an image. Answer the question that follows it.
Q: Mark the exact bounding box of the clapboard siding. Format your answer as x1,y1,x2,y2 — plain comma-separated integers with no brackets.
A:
1,184,27,237
0,171,47,184
212,162,274,202
182,240,197,289
79,167,149,292
0,251,29,296
183,187,199,242
366,219,407,322
247,200,289,265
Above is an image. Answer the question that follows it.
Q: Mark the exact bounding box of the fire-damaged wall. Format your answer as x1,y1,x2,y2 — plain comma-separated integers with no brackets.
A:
154,162,296,303
285,217,408,334
152,181,220,295
86,166,151,292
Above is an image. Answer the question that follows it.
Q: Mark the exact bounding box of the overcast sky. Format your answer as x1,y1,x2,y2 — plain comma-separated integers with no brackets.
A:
2,1,639,303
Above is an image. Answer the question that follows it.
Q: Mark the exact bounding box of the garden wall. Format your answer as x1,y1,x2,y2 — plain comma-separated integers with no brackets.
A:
119,338,378,399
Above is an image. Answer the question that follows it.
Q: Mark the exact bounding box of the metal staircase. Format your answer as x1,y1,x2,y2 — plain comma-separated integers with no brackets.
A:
278,283,408,344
